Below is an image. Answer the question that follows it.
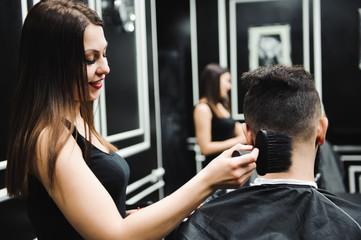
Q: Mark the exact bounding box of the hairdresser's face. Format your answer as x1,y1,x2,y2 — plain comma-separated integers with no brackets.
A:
83,24,110,101
219,72,231,99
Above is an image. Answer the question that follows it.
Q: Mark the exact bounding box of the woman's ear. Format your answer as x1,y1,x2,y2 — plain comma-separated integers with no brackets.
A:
241,123,254,145
316,115,328,146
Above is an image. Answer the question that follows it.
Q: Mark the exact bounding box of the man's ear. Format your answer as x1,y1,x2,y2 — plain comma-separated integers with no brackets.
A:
241,123,254,145
316,115,328,146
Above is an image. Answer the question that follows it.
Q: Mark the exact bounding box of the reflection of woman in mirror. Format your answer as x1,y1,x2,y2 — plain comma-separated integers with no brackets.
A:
194,63,248,168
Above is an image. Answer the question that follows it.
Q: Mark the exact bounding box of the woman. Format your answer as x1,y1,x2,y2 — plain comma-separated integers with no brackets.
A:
6,1,257,239
194,63,247,168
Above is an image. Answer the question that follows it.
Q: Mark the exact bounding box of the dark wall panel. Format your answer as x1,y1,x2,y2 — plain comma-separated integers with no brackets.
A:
0,1,36,239
156,0,196,195
321,0,361,145
197,0,220,73
0,0,22,161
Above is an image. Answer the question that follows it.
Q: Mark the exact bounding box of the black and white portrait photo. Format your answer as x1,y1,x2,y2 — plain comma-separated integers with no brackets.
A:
248,24,292,70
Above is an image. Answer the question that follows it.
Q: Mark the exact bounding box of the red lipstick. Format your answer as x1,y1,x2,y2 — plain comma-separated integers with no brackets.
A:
89,79,103,89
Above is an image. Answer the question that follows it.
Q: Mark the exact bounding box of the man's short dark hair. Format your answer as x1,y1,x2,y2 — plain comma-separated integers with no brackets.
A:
242,65,322,142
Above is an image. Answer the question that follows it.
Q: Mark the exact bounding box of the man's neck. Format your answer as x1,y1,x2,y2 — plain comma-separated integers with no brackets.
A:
260,141,317,182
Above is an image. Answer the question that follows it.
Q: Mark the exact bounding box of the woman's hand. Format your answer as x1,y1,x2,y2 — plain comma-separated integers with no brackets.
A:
200,143,258,191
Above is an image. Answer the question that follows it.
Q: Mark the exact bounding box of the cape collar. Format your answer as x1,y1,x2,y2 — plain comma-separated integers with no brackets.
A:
251,177,318,188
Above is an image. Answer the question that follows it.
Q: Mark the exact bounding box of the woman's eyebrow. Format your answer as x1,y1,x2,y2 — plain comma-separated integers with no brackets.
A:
84,42,108,53
84,49,98,53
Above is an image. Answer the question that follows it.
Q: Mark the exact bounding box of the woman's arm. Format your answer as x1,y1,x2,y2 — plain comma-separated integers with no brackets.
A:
37,128,257,240
194,103,247,156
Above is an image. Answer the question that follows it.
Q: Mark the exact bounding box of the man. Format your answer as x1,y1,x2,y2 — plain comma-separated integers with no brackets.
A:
167,65,361,239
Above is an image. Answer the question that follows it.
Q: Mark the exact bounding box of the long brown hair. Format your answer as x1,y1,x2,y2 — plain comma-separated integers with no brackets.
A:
6,0,116,198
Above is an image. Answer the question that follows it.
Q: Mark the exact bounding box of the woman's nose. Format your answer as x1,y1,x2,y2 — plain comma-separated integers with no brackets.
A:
98,57,110,75
227,84,232,91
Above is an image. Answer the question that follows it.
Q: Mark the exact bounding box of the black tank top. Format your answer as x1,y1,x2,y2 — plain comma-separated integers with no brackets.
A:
203,105,237,166
26,129,130,239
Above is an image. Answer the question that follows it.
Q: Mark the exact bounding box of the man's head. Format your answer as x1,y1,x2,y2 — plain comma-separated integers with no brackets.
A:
242,65,326,146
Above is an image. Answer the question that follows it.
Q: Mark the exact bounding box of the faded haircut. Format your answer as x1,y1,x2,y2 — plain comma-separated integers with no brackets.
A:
242,65,322,142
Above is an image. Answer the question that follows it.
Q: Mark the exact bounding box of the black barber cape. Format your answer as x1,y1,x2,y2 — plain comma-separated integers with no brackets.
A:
167,184,361,240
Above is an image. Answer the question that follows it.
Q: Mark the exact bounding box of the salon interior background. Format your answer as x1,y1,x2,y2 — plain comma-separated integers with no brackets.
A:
1,0,361,238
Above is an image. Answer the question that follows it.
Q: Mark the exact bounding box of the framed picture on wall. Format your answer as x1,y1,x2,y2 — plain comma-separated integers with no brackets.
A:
248,24,292,70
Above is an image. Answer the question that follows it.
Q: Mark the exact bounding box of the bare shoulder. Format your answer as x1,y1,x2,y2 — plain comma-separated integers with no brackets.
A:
194,103,212,127
37,125,76,156
194,102,211,115
36,126,83,187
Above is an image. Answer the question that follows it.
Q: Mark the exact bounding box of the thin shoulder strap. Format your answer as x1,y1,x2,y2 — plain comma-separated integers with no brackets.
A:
206,103,216,116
